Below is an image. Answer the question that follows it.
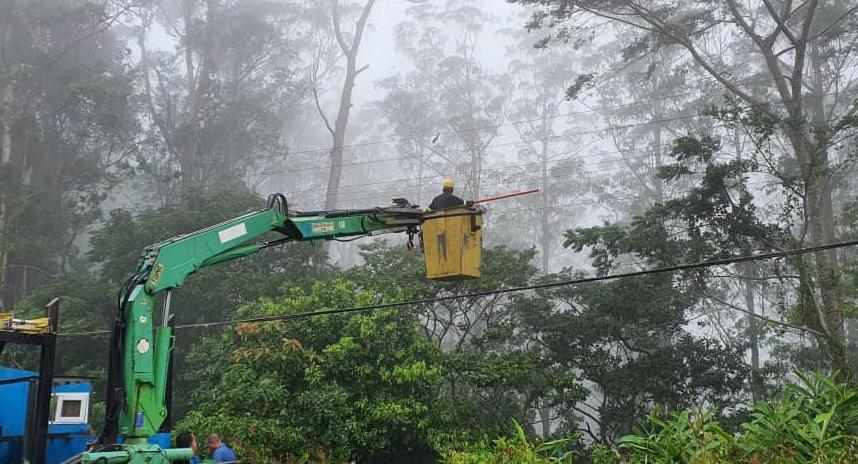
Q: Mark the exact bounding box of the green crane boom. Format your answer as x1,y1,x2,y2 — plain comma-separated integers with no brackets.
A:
82,195,424,463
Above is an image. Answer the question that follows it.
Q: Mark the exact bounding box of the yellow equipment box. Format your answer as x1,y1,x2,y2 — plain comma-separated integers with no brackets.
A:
422,206,483,280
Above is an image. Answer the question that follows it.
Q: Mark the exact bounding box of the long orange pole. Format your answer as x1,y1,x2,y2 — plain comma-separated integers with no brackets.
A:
473,188,540,204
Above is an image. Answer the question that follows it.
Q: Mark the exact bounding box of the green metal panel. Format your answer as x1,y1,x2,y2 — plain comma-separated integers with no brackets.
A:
290,214,389,239
81,444,193,464
145,209,290,293
119,289,168,440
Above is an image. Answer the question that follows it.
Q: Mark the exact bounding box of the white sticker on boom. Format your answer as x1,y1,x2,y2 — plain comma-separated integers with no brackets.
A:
218,223,247,243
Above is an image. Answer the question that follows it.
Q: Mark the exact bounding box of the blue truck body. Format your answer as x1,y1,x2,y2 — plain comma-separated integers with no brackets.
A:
0,367,176,463
0,367,93,464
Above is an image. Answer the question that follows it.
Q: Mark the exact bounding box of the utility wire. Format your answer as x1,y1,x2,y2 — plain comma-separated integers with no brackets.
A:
57,238,858,338
134,111,705,175
150,64,858,169
128,140,661,199
194,142,662,200
131,105,858,203
286,153,738,207
290,152,855,209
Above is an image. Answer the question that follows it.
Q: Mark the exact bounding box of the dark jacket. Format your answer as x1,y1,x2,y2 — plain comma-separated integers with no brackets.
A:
429,192,464,210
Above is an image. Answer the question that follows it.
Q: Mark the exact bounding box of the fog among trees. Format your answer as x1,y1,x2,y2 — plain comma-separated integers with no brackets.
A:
2,0,858,462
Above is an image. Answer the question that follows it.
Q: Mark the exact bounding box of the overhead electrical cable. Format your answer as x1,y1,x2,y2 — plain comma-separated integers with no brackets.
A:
159,65,858,169
131,105,858,203
57,238,858,338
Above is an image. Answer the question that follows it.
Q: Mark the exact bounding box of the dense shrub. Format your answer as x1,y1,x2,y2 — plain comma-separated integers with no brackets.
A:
442,421,576,464
603,373,858,463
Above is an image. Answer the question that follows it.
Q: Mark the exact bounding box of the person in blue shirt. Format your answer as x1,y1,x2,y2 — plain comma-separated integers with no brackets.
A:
206,433,238,463
175,431,202,464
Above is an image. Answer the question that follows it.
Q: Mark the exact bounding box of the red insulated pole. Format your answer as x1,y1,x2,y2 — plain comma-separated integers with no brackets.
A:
472,188,540,204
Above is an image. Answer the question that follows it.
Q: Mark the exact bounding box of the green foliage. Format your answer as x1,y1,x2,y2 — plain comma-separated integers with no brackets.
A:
738,372,858,462
177,243,587,462
349,243,585,435
0,0,137,306
443,421,577,464
618,373,858,463
515,272,747,444
589,444,621,464
618,409,736,463
179,278,462,463
8,274,112,359
551,133,802,443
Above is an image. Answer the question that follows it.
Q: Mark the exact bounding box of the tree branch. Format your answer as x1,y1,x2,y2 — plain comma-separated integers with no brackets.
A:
724,0,796,113
790,0,820,110
331,0,351,56
610,2,776,119
761,0,798,45
352,0,377,54
311,80,335,137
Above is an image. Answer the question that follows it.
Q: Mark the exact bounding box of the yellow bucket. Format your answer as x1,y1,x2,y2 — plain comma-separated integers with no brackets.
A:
422,207,483,280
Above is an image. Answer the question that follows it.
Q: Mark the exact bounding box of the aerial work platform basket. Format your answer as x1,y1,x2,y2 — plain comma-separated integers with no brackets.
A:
422,206,484,280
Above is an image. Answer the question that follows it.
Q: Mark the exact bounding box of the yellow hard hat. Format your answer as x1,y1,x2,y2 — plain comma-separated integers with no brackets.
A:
442,178,455,188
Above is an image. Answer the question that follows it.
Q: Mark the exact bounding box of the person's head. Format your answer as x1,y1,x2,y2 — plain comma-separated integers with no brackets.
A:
442,178,454,194
206,433,222,451
176,431,197,451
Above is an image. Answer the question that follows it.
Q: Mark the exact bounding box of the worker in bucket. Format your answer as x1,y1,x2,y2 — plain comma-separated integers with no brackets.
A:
429,178,465,210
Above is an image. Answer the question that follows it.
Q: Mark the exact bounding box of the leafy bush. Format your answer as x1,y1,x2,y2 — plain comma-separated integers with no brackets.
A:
737,372,858,463
618,409,735,463
616,372,858,463
178,279,466,463
443,421,576,464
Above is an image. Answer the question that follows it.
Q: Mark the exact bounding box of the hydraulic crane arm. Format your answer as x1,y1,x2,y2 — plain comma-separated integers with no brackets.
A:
80,188,543,464
143,199,423,294
87,195,424,463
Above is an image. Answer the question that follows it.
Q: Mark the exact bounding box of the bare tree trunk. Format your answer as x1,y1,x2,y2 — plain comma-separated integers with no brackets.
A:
732,129,762,399
651,124,663,202
323,0,375,211
137,10,177,205
537,139,552,436
0,81,12,308
538,406,551,437
810,42,848,381
806,166,847,378
177,0,206,197
540,140,550,274
744,267,761,402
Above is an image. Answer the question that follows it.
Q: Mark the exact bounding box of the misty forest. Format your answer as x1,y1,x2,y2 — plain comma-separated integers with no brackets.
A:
2,0,858,463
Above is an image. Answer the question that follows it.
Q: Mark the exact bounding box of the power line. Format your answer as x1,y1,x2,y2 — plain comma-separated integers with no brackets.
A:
129,153,857,216
129,102,858,204
57,238,858,338
152,63,858,170
127,140,660,199
283,147,675,203
288,149,818,207
135,111,705,176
